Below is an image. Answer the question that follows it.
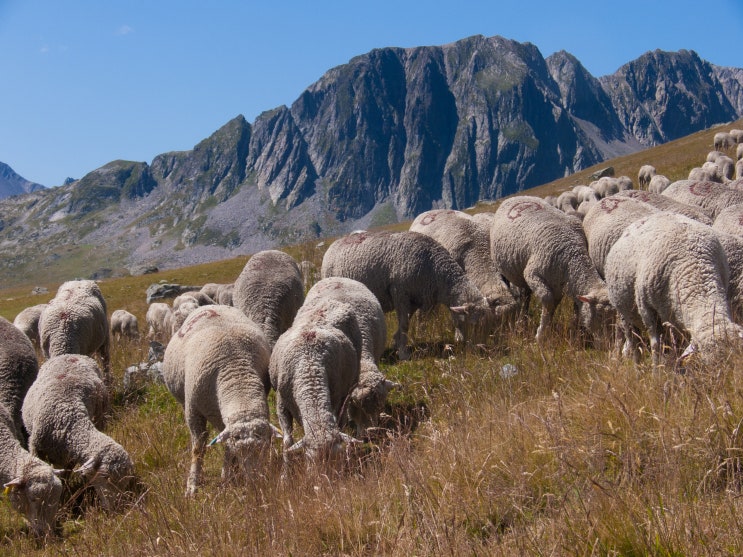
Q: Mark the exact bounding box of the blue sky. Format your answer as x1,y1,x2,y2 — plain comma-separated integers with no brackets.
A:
2,1,742,188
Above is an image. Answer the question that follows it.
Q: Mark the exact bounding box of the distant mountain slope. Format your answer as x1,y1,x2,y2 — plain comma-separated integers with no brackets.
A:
0,162,44,199
1,35,742,286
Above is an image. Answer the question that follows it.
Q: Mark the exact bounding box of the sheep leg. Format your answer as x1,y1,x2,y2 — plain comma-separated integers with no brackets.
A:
185,411,208,496
637,299,663,368
276,393,294,458
393,299,413,361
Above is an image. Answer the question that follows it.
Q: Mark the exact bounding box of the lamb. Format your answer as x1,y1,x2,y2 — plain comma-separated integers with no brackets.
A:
637,165,656,189
110,309,140,341
233,250,305,350
320,230,495,360
489,196,613,342
39,280,110,380
662,180,743,220
22,354,135,510
299,277,398,437
582,195,659,279
162,305,276,495
0,402,63,539
269,300,362,463
648,174,671,194
0,316,39,442
146,302,173,341
12,303,48,348
615,189,713,224
409,209,519,338
605,212,743,365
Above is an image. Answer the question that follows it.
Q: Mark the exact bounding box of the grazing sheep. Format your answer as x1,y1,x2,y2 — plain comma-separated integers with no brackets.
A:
637,165,656,189
409,209,519,338
0,402,63,539
233,250,305,350
299,277,398,437
662,180,743,220
0,316,39,444
648,174,671,194
712,204,743,237
215,283,234,306
22,354,135,510
489,196,613,342
162,305,276,495
582,195,659,279
615,189,713,224
198,283,223,301
707,150,726,163
39,280,110,381
556,190,579,212
321,230,494,360
714,131,735,151
688,167,720,183
716,155,736,182
573,185,599,204
12,303,48,348
730,129,743,144
110,309,139,341
145,302,173,341
170,291,216,335
605,212,742,365
269,301,362,464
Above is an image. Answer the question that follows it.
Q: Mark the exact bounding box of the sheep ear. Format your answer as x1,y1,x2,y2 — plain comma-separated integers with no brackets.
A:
209,429,230,446
287,438,305,453
339,432,362,445
3,478,22,494
577,295,596,305
383,379,400,394
679,343,698,361
270,424,283,439
449,305,468,315
75,457,98,477
52,468,67,477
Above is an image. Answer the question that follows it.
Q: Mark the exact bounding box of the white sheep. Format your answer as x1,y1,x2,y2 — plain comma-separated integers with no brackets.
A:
615,189,713,224
714,131,735,151
712,203,743,237
170,291,216,335
605,212,743,365
269,300,362,464
110,309,140,341
582,195,659,279
737,159,743,181
716,155,736,182
299,277,398,437
0,316,39,442
321,230,494,360
556,190,579,212
662,180,743,220
12,303,48,348
39,280,111,381
714,231,743,322
162,305,276,495
409,209,519,338
688,167,720,183
0,402,63,539
233,250,305,350
489,196,613,341
145,302,173,341
736,144,743,161
573,185,599,203
647,174,671,194
707,150,726,163
22,354,135,510
637,165,656,189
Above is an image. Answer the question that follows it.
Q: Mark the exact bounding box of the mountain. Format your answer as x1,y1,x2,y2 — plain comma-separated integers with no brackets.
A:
0,163,44,199
1,35,742,285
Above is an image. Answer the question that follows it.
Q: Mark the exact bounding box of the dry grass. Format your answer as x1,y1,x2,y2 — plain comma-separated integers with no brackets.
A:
3,119,743,554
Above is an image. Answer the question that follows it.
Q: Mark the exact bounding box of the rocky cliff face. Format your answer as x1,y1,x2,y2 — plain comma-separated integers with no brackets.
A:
1,35,742,283
0,162,44,200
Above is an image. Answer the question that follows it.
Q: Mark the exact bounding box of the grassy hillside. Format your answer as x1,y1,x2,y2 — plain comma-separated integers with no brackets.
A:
1,119,743,555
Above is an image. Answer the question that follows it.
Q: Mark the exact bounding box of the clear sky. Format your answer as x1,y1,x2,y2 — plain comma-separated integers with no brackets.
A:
1,1,742,188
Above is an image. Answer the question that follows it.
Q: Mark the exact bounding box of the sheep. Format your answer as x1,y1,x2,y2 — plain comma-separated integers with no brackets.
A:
712,203,743,237
409,209,519,339
714,131,735,151
0,316,39,443
605,212,743,365
0,402,63,539
662,180,743,220
269,300,362,464
233,250,305,350
573,185,599,203
110,309,140,341
39,280,110,381
714,231,743,322
215,283,234,306
737,144,743,161
170,291,216,335
615,189,713,224
716,155,736,182
556,190,579,212
320,230,495,360
730,129,743,144
299,277,398,437
637,165,656,189
707,150,726,163
162,305,276,495
688,167,719,183
648,174,671,194
582,195,660,279
737,159,743,180
145,302,173,341
12,303,48,348
471,211,496,227
22,354,135,510
489,196,613,342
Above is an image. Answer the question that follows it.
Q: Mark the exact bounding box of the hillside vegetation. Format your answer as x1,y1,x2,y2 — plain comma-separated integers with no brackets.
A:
1,119,743,555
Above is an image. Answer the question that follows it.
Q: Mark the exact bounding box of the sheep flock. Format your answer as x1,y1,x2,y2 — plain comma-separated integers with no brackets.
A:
4,125,743,544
